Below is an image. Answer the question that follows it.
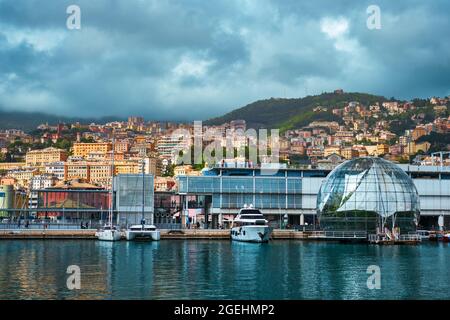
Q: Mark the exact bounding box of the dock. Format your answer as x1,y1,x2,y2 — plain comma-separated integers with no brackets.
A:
0,228,309,240
0,229,97,239
0,229,423,244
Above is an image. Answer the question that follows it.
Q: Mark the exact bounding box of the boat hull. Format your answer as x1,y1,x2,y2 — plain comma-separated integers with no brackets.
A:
125,230,160,241
96,229,122,241
231,225,271,243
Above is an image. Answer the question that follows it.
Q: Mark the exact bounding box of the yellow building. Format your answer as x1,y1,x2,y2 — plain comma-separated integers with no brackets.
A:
89,163,113,186
8,168,38,187
26,147,67,166
135,136,147,144
405,141,431,155
0,162,26,171
376,144,389,156
115,161,140,175
65,162,90,181
65,161,114,186
364,145,378,156
324,146,341,158
114,140,130,153
73,142,112,158
357,148,369,157
341,147,358,160
411,127,427,141
174,165,201,176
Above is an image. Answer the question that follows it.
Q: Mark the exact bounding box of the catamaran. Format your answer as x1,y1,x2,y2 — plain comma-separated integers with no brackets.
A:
125,222,160,241
230,205,272,243
96,133,122,241
125,159,160,241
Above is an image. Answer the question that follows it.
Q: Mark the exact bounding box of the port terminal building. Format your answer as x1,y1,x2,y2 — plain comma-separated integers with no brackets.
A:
1,162,450,231
176,164,450,230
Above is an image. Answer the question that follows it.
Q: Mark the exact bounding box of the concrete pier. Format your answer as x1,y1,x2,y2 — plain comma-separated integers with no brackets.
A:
0,229,97,239
0,228,309,240
0,229,424,244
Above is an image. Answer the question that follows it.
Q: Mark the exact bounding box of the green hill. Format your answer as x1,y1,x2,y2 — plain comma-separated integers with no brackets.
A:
0,109,121,132
206,92,389,131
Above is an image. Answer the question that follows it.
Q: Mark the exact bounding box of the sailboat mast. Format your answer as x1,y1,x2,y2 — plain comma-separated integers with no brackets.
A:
141,157,145,224
110,131,115,226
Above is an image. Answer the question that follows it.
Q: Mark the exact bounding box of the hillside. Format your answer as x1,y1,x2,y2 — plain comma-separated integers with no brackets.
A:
0,109,121,132
206,92,389,131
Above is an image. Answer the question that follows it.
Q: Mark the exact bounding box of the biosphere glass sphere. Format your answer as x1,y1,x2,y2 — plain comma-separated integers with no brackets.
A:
317,157,420,232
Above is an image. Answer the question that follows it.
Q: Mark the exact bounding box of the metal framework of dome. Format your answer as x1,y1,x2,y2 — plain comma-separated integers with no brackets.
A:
317,157,420,233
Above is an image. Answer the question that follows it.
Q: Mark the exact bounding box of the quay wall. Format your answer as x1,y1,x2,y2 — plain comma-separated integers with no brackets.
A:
0,229,97,239
0,229,308,240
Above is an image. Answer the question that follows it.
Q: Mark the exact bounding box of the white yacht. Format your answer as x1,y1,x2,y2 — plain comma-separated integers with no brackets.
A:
96,224,122,241
231,205,272,243
125,222,160,241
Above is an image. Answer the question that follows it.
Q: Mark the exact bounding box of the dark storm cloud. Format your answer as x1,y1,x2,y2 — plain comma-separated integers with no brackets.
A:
0,0,448,120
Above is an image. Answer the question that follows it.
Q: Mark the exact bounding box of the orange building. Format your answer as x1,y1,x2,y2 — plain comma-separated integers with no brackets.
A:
73,142,112,158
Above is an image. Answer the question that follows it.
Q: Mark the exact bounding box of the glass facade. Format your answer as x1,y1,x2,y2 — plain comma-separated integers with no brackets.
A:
38,190,110,211
317,157,420,233
36,190,110,220
178,175,302,210
114,174,154,213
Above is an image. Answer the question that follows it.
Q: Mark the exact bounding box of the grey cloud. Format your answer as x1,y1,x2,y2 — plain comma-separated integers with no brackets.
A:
0,0,449,120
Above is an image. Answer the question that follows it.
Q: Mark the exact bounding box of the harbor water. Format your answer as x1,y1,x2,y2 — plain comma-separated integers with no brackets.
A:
0,240,449,300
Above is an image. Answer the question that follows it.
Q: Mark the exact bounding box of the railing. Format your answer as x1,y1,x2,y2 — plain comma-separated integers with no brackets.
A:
368,233,422,242
326,231,367,238
293,224,317,231
309,230,368,239
154,223,182,230
399,234,421,241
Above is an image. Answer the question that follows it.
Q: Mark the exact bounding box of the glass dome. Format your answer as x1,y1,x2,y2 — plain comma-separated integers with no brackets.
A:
317,157,420,233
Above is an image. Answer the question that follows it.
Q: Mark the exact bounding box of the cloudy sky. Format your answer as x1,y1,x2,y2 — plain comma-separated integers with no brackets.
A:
0,0,449,120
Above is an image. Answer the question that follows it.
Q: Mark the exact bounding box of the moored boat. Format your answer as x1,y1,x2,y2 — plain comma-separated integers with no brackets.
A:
231,205,272,243
125,159,160,241
96,132,121,242
125,222,160,241
96,225,122,241
443,233,450,243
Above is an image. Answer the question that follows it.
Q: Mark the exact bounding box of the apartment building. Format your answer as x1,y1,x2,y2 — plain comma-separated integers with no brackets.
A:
0,162,26,171
31,174,57,190
25,147,68,166
8,168,38,187
324,146,341,157
45,162,66,180
89,163,113,186
157,135,190,161
66,162,90,181
73,142,112,158
341,147,358,160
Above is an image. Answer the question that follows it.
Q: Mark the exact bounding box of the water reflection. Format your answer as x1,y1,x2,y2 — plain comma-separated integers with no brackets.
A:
0,240,449,299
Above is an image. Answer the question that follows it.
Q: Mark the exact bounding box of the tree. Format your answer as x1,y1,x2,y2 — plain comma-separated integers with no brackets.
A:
54,138,72,151
80,137,95,143
163,164,175,177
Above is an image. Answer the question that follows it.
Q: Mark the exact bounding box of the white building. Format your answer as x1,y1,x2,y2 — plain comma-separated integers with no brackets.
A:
45,161,66,180
31,174,57,190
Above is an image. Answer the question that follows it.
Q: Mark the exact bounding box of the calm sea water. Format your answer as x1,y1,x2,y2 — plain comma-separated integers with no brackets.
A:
0,239,449,300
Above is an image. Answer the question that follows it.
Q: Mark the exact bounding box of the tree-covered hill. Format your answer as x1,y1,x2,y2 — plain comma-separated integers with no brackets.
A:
206,92,389,130
0,109,121,132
